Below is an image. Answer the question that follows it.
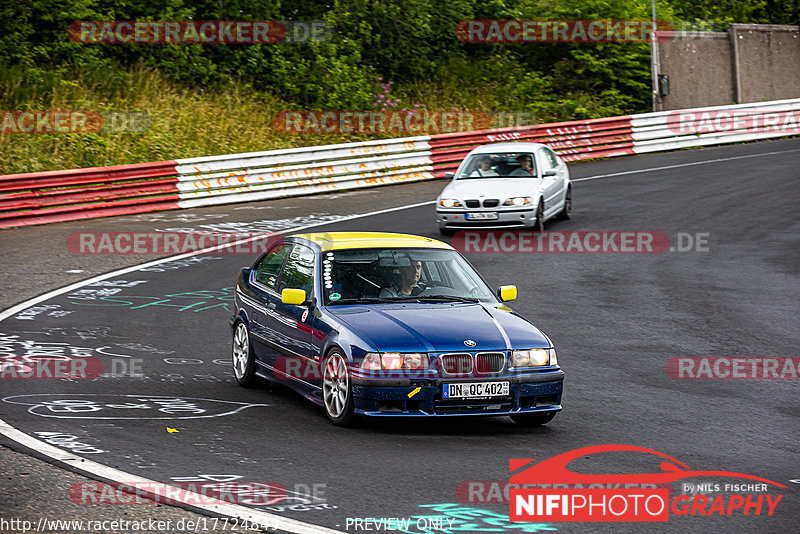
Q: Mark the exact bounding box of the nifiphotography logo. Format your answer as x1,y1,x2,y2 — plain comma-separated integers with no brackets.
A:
509,445,785,522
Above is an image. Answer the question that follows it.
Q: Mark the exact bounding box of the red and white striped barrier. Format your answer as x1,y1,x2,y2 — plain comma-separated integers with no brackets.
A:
1,99,798,228
0,161,180,228
631,98,800,153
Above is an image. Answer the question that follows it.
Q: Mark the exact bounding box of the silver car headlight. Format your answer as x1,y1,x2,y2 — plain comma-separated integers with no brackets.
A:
503,196,532,207
439,198,462,208
511,348,556,367
361,352,429,370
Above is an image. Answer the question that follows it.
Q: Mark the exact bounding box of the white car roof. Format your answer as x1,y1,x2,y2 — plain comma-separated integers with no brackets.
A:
468,142,549,154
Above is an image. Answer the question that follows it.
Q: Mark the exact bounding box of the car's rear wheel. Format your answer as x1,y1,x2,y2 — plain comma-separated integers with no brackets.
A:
557,186,572,220
232,321,257,387
533,201,545,232
510,412,556,426
322,350,354,425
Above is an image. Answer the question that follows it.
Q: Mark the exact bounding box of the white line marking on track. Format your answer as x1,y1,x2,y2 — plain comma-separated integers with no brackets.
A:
0,419,343,534
572,147,800,182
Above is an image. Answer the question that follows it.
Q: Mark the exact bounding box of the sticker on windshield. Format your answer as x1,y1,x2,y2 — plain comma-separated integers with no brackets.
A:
329,293,341,301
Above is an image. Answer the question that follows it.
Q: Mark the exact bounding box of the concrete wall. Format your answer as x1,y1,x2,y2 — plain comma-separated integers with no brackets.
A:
657,32,734,109
655,24,800,111
734,25,800,103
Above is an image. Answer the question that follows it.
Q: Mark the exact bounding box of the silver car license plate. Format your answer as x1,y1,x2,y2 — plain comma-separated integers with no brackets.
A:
443,381,509,399
466,212,499,220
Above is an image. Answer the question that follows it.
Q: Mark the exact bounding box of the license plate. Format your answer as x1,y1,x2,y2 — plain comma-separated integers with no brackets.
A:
466,212,498,220
443,381,509,399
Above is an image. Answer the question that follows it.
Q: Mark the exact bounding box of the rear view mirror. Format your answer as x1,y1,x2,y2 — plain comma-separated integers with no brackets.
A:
281,288,307,305
497,285,517,302
542,169,557,177
444,171,455,179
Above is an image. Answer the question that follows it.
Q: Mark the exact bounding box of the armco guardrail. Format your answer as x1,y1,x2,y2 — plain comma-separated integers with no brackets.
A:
1,98,798,228
0,161,180,227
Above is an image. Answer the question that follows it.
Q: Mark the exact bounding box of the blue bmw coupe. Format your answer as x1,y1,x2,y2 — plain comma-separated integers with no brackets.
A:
231,232,563,425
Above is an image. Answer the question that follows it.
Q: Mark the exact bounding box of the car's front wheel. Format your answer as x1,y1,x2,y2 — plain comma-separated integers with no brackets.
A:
232,321,257,387
510,412,556,426
533,201,545,232
322,349,355,425
557,186,572,220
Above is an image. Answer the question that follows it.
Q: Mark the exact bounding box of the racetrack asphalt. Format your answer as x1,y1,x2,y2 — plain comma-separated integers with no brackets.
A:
1,137,799,533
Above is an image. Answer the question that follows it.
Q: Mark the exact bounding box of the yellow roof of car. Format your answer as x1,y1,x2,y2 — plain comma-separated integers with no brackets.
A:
291,232,453,251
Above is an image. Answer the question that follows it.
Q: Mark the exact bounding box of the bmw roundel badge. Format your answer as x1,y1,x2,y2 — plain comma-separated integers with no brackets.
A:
464,339,477,347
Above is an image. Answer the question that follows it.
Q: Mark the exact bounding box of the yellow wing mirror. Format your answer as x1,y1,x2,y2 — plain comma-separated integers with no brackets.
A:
497,285,517,302
281,288,307,305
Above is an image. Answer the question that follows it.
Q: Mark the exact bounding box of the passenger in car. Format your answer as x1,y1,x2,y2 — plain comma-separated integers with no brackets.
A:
469,156,499,177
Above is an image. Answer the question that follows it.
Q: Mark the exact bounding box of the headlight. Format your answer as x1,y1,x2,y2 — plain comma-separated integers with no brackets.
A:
439,198,462,208
381,353,403,370
360,352,429,370
361,353,382,370
511,348,556,367
503,196,532,207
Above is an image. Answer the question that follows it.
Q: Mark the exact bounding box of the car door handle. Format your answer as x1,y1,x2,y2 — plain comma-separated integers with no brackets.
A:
267,302,276,310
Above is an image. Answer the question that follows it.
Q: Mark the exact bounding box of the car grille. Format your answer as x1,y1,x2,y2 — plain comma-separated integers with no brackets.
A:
475,353,505,373
465,199,480,208
434,397,514,414
482,199,499,208
440,354,473,375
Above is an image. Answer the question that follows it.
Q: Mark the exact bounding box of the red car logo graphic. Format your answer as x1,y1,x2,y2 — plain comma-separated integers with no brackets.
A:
510,444,785,487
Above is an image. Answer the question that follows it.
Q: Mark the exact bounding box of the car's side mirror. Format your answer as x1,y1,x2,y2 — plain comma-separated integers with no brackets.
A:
541,169,557,177
497,285,517,302
444,171,455,179
281,288,307,305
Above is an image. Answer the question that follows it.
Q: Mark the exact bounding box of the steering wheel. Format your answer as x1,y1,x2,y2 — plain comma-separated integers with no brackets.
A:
414,281,430,293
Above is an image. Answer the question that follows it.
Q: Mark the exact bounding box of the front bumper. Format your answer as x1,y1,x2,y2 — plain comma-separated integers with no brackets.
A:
352,369,564,416
437,208,537,230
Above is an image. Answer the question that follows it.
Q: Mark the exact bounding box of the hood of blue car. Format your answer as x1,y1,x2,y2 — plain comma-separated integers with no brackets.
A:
328,302,550,353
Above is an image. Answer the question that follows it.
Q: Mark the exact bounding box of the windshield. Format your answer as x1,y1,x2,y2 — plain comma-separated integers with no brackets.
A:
457,152,537,179
322,248,496,305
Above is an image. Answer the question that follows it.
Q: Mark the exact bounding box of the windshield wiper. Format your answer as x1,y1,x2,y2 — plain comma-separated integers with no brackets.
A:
409,295,480,303
328,296,480,305
328,297,407,305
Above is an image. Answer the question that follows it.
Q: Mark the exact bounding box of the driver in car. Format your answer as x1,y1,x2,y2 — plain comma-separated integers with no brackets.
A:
379,258,422,298
510,154,535,176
